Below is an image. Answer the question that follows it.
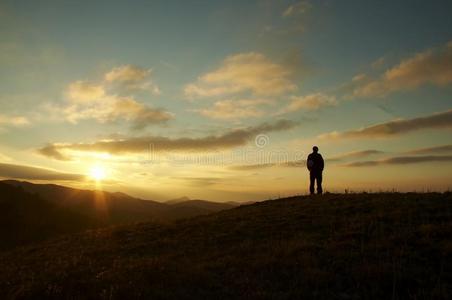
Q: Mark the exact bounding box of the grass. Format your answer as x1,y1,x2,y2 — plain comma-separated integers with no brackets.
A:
0,192,451,299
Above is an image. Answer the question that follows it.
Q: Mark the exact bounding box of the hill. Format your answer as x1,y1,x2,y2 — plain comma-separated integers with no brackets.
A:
166,197,240,210
0,192,450,299
0,180,238,250
0,182,100,250
169,199,237,211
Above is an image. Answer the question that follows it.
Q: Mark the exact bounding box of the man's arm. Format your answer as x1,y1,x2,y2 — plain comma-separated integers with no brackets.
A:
319,154,324,171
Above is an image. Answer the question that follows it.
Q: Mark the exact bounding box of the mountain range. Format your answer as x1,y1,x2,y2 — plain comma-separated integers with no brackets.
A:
0,180,239,250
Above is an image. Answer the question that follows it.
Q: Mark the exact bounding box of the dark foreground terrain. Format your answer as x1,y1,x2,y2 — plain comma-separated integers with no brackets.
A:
0,193,451,299
0,181,236,250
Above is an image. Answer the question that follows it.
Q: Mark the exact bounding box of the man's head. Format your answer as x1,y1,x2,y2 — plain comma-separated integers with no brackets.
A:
313,146,319,153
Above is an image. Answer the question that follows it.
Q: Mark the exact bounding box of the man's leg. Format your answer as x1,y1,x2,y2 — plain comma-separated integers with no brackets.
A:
317,172,323,194
309,172,315,194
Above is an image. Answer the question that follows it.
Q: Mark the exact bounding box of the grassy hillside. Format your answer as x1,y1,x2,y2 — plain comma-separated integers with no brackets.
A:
0,193,451,299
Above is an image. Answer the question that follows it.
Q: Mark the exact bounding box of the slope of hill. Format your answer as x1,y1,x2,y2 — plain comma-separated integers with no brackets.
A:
166,197,241,210
170,199,237,211
0,182,100,250
0,180,238,250
165,196,191,204
0,193,450,299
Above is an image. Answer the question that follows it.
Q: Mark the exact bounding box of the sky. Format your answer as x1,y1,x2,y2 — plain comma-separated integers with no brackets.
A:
0,0,451,201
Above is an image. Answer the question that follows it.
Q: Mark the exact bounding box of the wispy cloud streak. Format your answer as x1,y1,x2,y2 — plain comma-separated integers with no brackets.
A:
343,155,452,167
318,109,452,140
0,163,84,181
38,120,298,160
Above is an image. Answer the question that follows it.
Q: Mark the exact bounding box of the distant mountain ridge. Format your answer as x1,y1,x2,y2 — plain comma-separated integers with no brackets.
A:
1,180,238,219
166,196,240,210
0,180,238,250
165,196,191,204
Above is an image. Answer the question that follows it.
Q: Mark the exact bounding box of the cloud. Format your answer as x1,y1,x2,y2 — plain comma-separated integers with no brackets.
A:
282,1,312,17
52,66,172,129
343,155,452,167
352,74,367,82
173,176,222,186
327,146,452,168
184,52,297,98
0,152,12,162
38,119,298,160
371,57,386,69
193,99,273,120
404,144,452,155
318,109,452,140
105,65,150,82
351,41,452,98
67,81,105,103
104,65,160,94
60,94,173,129
328,150,384,162
279,1,312,33
277,93,337,114
0,162,85,181
0,114,30,127
230,149,383,171
229,163,276,171
37,144,72,161
111,97,173,130
229,160,304,171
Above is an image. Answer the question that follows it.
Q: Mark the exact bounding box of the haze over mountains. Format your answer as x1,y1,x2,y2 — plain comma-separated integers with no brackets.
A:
0,180,238,250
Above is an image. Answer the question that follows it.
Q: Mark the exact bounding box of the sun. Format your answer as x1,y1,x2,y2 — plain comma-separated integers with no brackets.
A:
89,165,106,181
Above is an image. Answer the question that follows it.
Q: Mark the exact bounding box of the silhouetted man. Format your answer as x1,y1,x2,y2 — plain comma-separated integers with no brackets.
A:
307,146,324,194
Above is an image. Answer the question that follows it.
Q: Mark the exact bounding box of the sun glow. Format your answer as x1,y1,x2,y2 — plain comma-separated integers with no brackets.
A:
89,165,107,181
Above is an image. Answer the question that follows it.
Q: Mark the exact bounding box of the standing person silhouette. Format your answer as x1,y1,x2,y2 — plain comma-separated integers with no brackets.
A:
307,146,324,195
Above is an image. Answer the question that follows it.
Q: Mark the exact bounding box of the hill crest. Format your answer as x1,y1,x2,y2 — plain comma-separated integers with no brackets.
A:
1,192,450,299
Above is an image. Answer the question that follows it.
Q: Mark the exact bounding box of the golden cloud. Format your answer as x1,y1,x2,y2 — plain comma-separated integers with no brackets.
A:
278,93,337,114
403,144,452,155
105,65,150,82
38,144,72,161
105,65,160,94
184,52,297,98
318,109,452,140
229,148,383,171
0,114,30,127
351,41,452,98
67,81,105,103
55,65,171,129
229,160,304,171
61,94,172,129
327,150,384,162
342,155,452,167
38,119,298,160
0,162,84,181
193,99,273,120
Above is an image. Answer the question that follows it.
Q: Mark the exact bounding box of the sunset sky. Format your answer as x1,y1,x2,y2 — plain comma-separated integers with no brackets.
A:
1,0,451,201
